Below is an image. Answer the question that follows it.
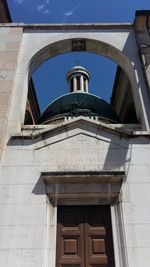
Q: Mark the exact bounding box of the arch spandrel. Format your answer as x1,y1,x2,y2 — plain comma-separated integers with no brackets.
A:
28,38,131,78
8,26,150,131
24,31,132,74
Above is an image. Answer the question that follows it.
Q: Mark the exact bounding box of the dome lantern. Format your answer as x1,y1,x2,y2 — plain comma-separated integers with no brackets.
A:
66,66,90,93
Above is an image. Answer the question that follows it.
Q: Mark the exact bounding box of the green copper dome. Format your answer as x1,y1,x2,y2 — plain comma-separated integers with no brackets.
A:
39,92,121,124
39,65,121,124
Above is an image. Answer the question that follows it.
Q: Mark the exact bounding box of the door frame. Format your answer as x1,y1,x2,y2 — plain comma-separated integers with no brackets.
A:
56,205,115,267
42,171,127,267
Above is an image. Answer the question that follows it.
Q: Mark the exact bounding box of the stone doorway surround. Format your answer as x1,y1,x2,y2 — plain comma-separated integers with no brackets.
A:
42,170,126,267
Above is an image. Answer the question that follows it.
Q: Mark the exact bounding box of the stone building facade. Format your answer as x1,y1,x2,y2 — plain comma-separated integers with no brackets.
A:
0,2,150,267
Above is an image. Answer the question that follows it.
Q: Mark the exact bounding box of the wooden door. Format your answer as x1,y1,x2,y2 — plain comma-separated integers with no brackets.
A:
56,206,115,267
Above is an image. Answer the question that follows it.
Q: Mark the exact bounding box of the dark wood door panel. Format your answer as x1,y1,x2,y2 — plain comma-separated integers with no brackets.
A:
56,206,115,267
91,238,106,254
57,206,84,267
85,207,107,267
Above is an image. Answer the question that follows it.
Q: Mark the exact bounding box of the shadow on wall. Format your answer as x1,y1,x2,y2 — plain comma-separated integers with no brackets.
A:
102,136,131,180
32,175,46,195
122,31,150,127
97,131,131,174
6,120,150,194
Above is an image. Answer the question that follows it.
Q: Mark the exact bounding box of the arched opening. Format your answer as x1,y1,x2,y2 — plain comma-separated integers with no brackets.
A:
24,38,139,125
32,52,118,111
24,79,40,125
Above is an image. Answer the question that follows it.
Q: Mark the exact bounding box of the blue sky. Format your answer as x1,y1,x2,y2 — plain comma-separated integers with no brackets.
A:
7,0,150,112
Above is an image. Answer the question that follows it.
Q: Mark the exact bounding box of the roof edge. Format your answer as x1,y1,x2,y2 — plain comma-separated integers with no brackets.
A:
0,23,133,30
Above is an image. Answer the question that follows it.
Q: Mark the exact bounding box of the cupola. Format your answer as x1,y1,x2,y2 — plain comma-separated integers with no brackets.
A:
39,66,121,124
66,66,90,93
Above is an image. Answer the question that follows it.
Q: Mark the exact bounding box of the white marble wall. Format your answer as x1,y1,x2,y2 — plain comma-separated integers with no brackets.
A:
0,123,150,267
0,24,150,267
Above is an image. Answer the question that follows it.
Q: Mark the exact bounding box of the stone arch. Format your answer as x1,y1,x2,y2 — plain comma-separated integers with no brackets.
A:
28,38,134,85
26,37,148,128
9,33,150,131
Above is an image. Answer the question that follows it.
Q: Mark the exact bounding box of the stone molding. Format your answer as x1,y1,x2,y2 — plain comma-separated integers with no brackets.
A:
42,171,125,205
12,117,142,140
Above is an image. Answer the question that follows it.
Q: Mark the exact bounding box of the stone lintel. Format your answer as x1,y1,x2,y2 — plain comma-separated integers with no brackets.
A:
42,171,125,182
42,171,125,205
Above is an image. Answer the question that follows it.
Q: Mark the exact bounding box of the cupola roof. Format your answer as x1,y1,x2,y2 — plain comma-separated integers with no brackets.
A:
39,66,121,124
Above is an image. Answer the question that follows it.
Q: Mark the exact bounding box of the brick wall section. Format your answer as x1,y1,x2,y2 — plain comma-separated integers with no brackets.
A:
0,26,22,156
0,0,11,22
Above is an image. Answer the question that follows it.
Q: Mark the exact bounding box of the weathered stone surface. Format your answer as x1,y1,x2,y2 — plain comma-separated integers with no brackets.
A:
0,17,150,267
0,26,22,158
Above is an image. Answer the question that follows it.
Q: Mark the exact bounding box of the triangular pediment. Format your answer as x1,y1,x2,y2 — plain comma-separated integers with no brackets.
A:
32,118,129,150
15,116,129,148
35,131,127,151
10,117,129,174
15,117,130,150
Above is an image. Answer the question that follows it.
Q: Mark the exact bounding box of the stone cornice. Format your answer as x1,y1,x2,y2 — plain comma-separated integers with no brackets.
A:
42,170,125,205
10,117,144,139
0,23,132,30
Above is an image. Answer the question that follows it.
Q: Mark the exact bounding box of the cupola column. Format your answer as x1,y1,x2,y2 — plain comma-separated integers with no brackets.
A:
66,66,90,93
80,76,84,91
73,77,77,92
85,79,89,93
